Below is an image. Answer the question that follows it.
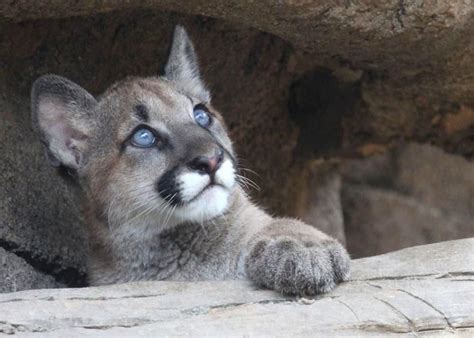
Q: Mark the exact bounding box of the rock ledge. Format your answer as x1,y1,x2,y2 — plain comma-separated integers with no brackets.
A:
1,239,473,336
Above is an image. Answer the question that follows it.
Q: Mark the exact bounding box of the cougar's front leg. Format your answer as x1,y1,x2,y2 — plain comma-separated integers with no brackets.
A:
244,219,350,296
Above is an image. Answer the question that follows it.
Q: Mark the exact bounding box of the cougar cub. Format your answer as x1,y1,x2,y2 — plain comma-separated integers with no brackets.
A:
31,26,350,295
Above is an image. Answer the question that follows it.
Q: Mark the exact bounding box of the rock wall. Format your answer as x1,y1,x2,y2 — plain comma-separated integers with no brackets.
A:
0,2,473,291
3,1,474,157
341,143,474,257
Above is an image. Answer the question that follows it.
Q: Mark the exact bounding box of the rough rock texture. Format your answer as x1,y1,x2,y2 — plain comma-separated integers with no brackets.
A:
2,1,474,157
0,248,61,293
0,73,88,287
291,143,474,257
0,239,472,336
0,88,88,286
342,184,472,258
394,144,474,219
341,143,474,257
292,160,346,245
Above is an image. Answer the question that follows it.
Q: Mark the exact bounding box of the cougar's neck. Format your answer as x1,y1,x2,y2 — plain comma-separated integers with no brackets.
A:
82,186,253,285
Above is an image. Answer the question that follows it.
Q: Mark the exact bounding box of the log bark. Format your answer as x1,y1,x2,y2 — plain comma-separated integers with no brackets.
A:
0,238,473,336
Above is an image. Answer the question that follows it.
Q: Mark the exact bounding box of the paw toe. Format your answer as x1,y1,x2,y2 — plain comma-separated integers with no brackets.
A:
326,241,351,282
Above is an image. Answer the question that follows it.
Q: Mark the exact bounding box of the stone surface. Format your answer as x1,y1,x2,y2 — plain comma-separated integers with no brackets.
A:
394,143,474,219
292,160,346,245
342,183,473,258
0,89,88,286
341,143,474,258
0,248,60,293
0,239,472,336
2,1,474,158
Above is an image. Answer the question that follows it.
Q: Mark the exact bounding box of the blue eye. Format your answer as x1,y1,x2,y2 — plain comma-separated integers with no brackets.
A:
131,128,155,148
193,105,211,127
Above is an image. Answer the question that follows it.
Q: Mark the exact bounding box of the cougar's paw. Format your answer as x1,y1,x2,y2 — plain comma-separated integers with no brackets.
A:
245,237,350,296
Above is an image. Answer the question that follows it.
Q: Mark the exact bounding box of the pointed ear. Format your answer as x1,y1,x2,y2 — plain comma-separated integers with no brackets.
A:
31,75,97,169
164,25,210,103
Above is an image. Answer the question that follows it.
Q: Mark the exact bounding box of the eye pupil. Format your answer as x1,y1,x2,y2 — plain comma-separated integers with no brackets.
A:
132,128,155,147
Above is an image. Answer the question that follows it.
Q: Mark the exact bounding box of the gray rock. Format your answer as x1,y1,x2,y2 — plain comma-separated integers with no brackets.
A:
3,2,474,153
341,143,474,258
342,183,473,258
0,238,472,336
395,143,474,219
0,247,60,293
341,151,396,188
0,92,88,287
293,161,346,245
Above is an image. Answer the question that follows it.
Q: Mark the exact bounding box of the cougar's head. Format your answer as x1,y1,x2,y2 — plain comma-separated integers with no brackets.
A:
32,26,237,230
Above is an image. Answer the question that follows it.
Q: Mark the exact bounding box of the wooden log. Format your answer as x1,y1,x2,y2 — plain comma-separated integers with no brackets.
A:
0,238,473,336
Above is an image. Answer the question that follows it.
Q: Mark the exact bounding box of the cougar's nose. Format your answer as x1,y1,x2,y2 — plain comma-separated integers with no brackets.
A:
188,148,224,176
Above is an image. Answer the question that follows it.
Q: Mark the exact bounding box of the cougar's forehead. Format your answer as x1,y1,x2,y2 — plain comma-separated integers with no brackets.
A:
102,77,193,138
91,76,231,161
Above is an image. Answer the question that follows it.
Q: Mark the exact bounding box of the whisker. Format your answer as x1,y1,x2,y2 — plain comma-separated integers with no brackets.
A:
238,166,261,178
235,174,261,191
127,197,162,226
163,194,177,229
236,178,251,191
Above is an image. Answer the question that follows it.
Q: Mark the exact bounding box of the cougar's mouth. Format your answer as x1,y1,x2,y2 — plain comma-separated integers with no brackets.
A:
153,158,235,223
157,159,235,205
186,182,227,204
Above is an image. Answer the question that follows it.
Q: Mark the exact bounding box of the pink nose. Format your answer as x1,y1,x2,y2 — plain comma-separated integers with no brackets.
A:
207,157,219,173
188,148,224,176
